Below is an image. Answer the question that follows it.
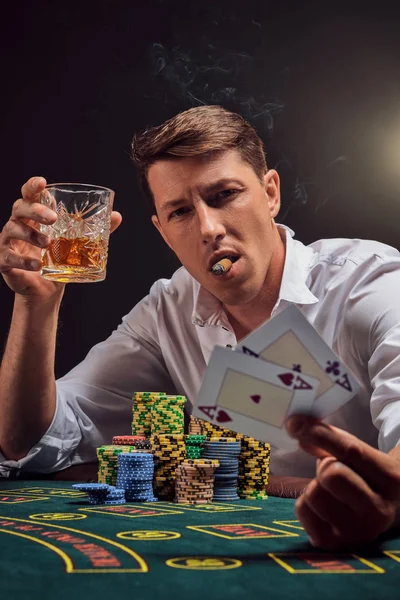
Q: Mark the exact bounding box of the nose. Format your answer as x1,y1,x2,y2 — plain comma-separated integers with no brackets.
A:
196,202,226,245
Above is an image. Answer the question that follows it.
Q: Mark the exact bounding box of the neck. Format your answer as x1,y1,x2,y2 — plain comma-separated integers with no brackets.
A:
224,226,286,342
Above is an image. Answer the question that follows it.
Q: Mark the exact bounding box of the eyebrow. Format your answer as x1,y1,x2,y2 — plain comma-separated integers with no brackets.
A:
160,178,245,215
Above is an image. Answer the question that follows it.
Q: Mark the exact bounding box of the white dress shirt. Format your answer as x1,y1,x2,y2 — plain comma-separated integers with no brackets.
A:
2,225,400,479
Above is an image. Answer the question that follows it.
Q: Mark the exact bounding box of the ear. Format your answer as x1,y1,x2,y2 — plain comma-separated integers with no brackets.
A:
263,169,281,219
151,214,173,251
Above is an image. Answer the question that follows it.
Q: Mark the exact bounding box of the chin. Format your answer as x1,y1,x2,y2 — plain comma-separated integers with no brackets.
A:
216,283,261,307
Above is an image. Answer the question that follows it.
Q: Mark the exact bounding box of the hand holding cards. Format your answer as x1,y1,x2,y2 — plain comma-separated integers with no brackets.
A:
192,306,360,450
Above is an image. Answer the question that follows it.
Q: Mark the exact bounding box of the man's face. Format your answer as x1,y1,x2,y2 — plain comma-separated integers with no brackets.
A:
149,149,281,307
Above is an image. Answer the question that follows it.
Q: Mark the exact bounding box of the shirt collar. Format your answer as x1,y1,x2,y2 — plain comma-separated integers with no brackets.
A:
191,224,318,327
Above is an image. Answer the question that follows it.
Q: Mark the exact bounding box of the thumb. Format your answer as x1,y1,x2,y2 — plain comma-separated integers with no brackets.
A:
286,415,332,459
110,211,122,234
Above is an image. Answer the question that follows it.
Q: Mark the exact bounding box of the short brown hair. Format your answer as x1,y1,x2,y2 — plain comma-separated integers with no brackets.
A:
131,105,267,211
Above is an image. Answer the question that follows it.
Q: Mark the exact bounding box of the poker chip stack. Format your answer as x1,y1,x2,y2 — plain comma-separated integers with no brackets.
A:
96,445,137,486
151,395,186,435
202,438,241,501
188,416,209,435
116,452,157,502
237,436,270,500
151,434,186,500
189,416,233,439
132,392,166,437
107,397,270,504
184,434,206,459
189,418,271,501
175,459,219,504
72,483,126,505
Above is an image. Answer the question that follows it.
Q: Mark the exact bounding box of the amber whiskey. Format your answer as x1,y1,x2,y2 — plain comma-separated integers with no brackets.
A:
41,236,108,282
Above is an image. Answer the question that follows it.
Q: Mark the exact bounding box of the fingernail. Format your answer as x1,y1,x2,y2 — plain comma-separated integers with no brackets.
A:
286,415,308,438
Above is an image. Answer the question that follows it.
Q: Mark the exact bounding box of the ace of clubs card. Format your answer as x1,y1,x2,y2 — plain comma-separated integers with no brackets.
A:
236,305,360,418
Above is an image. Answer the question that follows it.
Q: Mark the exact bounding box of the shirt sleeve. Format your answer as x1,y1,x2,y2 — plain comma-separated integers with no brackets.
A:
0,282,176,478
345,254,400,453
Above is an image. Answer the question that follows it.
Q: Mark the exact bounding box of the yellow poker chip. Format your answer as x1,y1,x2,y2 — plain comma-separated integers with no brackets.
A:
243,442,270,449
241,464,270,470
151,441,181,445
153,448,185,453
239,469,265,474
239,479,266,485
152,449,185,454
152,440,185,444
151,443,184,447
155,395,186,400
132,392,167,400
241,455,270,460
152,418,184,422
239,494,268,499
153,455,185,459
239,487,268,492
241,457,269,462
242,449,270,455
152,434,185,440
152,421,184,424
152,417,184,421
153,448,185,458
209,437,237,442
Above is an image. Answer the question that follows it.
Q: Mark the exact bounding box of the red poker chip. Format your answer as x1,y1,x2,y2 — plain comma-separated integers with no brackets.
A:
112,435,147,445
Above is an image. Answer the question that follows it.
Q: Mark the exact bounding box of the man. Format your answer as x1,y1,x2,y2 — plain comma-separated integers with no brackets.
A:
0,105,400,550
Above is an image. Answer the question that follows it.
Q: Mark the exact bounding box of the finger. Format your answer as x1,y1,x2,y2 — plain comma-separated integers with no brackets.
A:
0,248,42,273
12,199,57,225
21,177,47,202
297,439,332,460
295,493,340,550
110,211,122,234
317,457,396,528
287,415,400,499
302,478,362,544
2,218,50,250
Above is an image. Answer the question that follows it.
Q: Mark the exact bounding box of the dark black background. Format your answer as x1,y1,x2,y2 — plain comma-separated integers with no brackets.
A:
1,0,400,378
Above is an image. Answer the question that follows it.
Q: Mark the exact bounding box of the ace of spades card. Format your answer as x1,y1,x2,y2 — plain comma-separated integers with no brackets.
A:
236,305,360,419
192,345,319,450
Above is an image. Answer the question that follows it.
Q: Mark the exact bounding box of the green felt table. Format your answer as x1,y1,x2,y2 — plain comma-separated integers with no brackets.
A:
1,480,400,599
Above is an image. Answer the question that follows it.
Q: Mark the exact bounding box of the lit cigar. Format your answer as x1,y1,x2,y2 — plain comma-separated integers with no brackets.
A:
211,257,233,275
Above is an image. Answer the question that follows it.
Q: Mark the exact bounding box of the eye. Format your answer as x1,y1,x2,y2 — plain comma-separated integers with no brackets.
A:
210,189,240,204
169,206,190,220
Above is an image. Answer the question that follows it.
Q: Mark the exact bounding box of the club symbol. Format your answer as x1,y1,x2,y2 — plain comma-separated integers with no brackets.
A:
292,364,302,373
326,360,340,376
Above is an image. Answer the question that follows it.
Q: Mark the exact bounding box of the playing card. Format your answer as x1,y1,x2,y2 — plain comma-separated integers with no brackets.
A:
192,345,319,450
236,305,360,418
